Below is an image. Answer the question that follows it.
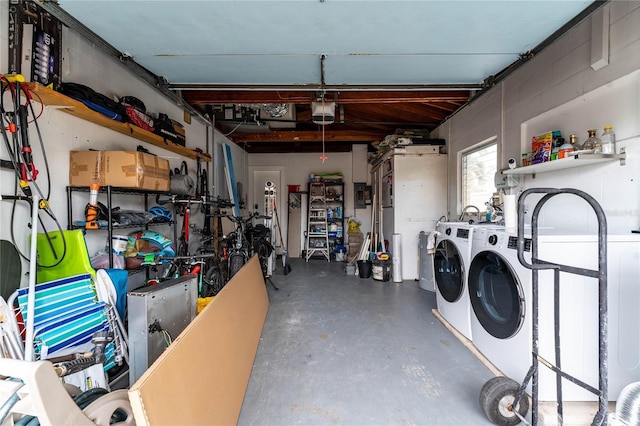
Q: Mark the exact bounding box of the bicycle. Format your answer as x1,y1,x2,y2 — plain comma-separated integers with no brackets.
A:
141,252,219,298
214,210,278,290
197,234,230,297
246,220,275,279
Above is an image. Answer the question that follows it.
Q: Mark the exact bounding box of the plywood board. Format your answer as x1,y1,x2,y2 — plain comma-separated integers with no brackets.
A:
128,256,269,425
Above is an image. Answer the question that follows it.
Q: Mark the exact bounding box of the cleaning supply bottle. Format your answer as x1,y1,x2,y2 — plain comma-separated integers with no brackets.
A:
569,134,579,150
485,203,494,222
558,138,575,159
601,125,616,154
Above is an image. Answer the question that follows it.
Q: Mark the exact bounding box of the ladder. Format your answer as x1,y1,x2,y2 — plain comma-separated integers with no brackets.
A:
305,183,330,261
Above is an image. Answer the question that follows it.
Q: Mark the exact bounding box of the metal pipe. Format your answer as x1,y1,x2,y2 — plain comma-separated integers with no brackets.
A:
25,194,40,361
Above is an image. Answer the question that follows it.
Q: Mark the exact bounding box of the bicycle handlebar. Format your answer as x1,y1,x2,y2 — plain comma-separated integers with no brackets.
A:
217,211,271,223
140,252,218,265
155,194,235,208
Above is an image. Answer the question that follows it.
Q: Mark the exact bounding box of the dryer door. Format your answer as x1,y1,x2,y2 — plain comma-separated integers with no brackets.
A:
434,240,464,303
468,251,525,339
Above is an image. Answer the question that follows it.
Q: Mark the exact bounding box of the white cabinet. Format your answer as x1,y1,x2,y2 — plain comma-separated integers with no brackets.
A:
371,146,447,280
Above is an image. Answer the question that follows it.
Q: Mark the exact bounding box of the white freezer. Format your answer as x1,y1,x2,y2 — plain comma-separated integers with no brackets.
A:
377,148,447,281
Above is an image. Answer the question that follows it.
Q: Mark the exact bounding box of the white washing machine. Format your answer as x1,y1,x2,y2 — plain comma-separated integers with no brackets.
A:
468,227,535,395
433,222,476,340
468,227,640,401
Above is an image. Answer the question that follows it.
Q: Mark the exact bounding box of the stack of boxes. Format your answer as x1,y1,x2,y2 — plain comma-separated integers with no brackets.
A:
347,231,364,263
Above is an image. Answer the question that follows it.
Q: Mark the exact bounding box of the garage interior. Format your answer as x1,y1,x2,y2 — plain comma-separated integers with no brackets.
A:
1,1,640,425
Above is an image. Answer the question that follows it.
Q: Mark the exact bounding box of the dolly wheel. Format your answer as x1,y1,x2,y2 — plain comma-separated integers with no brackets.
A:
479,376,530,426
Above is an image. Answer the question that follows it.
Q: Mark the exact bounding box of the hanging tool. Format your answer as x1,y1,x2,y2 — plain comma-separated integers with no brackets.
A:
1,73,67,270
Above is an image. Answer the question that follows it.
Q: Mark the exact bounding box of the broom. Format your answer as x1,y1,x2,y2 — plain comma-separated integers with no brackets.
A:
273,200,292,275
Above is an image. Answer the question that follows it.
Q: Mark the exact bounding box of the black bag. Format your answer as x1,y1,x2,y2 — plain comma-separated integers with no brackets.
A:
154,113,186,146
60,83,128,122
169,161,195,196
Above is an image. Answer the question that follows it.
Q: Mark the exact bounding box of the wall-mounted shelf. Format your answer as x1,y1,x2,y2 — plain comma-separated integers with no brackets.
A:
27,83,211,162
502,152,626,176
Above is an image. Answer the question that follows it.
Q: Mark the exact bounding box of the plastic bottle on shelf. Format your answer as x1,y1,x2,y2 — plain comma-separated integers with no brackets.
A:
557,138,575,159
551,137,564,160
580,129,602,152
569,134,579,150
601,125,616,154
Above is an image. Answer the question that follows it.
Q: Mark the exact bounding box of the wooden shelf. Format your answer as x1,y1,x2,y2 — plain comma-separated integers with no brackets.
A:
27,83,211,162
503,152,626,176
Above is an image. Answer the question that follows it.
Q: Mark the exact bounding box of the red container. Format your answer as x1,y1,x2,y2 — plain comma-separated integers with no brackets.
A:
288,185,301,193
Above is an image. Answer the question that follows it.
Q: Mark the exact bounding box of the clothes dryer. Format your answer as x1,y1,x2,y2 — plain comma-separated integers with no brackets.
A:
468,227,640,401
433,222,475,340
468,227,534,394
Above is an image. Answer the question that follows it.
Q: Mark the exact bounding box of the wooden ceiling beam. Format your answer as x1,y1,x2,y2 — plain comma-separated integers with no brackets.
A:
228,130,387,143
243,142,354,154
184,90,472,105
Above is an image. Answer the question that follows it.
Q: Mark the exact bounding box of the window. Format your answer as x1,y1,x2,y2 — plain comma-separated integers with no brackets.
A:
461,141,497,212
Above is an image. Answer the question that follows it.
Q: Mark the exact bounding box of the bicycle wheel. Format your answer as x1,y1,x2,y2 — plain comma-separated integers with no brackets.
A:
202,266,224,297
228,252,245,280
257,242,273,277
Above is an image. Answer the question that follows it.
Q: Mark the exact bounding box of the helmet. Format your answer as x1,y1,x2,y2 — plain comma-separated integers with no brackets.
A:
149,206,172,223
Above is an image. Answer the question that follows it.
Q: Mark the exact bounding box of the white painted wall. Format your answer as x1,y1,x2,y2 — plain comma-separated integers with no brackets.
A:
0,3,213,288
247,146,373,254
432,2,640,234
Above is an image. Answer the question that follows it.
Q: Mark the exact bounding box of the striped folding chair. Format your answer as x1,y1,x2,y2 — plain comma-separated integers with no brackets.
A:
16,274,110,361
31,230,128,371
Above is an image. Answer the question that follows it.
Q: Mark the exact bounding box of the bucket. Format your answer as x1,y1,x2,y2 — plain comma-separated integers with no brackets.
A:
111,235,128,254
372,259,391,282
357,260,372,279
288,184,301,193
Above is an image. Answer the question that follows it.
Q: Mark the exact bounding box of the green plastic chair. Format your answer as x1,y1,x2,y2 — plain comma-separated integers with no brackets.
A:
36,230,96,284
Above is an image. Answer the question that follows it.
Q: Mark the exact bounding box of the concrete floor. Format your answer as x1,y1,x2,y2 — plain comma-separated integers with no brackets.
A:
239,258,495,425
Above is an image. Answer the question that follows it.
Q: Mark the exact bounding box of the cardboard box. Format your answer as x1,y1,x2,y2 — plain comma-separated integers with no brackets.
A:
69,151,170,191
69,150,102,185
103,151,170,191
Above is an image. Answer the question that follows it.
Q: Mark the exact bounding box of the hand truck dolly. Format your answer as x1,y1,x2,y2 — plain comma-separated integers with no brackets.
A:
479,187,609,426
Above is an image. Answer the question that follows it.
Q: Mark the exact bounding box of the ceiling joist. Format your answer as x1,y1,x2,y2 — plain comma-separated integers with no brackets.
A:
227,130,388,144
185,90,474,106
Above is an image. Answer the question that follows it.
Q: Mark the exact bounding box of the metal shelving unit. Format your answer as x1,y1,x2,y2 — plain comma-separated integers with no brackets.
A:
66,185,172,268
305,183,330,262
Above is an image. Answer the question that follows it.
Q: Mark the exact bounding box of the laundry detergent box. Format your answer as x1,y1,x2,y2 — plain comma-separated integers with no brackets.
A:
70,150,170,191
531,130,560,164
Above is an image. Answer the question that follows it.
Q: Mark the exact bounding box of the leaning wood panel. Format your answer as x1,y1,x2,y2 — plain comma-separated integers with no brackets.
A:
128,256,268,425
